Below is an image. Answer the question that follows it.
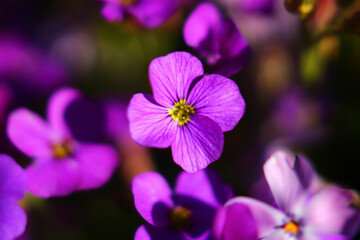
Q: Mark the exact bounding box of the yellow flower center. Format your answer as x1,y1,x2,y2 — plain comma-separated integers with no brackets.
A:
121,0,137,6
170,206,192,230
283,220,300,234
168,100,195,126
52,140,74,159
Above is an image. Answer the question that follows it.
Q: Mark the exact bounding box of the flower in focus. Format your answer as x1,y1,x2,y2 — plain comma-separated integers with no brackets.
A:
101,0,180,28
6,88,119,198
215,149,360,240
128,51,245,172
183,2,251,77
132,169,233,240
0,154,27,240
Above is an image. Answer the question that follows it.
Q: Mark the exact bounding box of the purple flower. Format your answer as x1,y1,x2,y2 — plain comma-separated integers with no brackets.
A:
0,83,12,127
0,154,27,240
216,149,360,240
132,169,233,240
127,51,245,172
238,0,274,15
183,2,251,77
101,0,180,28
6,88,119,198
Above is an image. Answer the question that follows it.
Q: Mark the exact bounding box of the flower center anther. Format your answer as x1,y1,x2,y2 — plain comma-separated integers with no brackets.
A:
283,220,300,234
170,206,192,230
168,100,195,126
52,140,74,159
122,0,137,6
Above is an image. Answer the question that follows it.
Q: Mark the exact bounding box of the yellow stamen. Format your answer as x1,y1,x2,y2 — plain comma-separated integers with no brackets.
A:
170,206,192,230
283,220,300,234
168,100,195,126
52,140,74,159
121,0,137,6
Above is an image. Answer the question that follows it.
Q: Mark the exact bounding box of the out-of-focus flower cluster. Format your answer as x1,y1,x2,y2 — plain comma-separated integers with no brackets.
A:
1,0,360,239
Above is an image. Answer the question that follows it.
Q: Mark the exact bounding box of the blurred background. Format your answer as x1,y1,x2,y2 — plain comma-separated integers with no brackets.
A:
1,0,360,239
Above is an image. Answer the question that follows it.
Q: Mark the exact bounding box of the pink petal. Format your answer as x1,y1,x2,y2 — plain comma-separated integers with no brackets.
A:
75,143,119,190
47,87,81,135
187,74,245,132
225,197,284,239
313,232,349,240
6,108,54,158
148,52,204,108
132,172,173,227
26,158,82,197
128,93,177,148
183,2,222,48
0,199,27,240
171,114,223,173
0,154,27,200
263,150,306,213
102,3,124,22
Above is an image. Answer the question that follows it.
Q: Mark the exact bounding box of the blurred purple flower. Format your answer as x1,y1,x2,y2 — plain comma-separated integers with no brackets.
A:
128,51,245,172
101,0,180,28
0,154,27,240
6,88,119,198
132,169,233,240
0,36,68,94
0,83,12,127
183,2,251,77
238,0,274,15
216,149,360,240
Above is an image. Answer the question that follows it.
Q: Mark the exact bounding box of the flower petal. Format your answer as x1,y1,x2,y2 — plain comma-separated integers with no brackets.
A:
134,224,185,240
26,158,82,197
313,232,349,240
149,52,204,108
0,199,26,240
187,74,245,132
304,186,360,235
128,93,177,148
171,114,224,173
102,3,123,22
6,108,54,158
225,197,284,239
47,87,81,135
183,2,222,48
132,172,173,227
75,143,119,190
127,0,180,28
220,202,258,240
0,154,27,200
263,150,306,213
175,169,233,208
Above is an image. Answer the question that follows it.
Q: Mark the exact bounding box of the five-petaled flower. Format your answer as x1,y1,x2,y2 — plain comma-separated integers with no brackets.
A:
6,88,119,198
132,169,233,240
0,154,27,240
128,51,245,173
214,149,360,240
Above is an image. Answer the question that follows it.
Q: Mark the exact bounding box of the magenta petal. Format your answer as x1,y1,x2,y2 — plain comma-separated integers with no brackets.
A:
127,0,180,28
175,169,233,207
263,150,305,213
220,202,258,240
187,74,245,132
26,158,81,197
128,93,177,148
183,2,222,48
75,143,119,190
0,199,27,240
47,87,81,135
6,108,54,158
313,232,349,240
132,172,173,227
172,114,223,173
225,197,284,239
134,224,185,240
102,3,124,22
0,154,27,200
304,186,360,234
149,52,204,108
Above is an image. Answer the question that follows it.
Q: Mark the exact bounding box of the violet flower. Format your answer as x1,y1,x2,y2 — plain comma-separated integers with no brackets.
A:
238,0,274,15
215,150,360,240
6,88,119,198
183,2,251,77
0,154,27,240
132,169,233,240
101,0,180,28
127,51,245,172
